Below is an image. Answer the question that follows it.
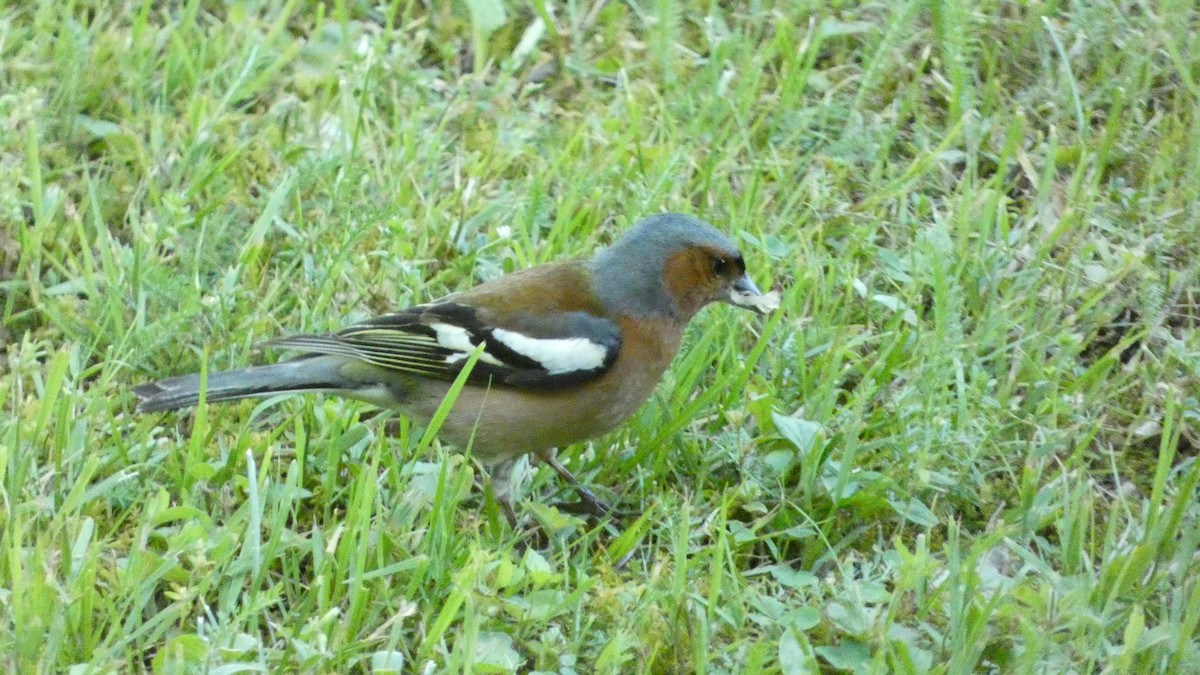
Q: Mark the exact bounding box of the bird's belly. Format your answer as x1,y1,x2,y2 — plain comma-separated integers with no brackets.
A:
409,375,657,463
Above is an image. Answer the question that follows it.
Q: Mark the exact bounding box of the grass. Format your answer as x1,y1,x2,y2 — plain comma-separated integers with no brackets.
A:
2,0,1199,672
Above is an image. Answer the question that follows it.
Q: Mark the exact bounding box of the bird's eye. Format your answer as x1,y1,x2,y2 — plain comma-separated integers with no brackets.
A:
712,257,729,275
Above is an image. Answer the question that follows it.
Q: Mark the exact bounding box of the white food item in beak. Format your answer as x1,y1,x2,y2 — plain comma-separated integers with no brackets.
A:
728,275,780,314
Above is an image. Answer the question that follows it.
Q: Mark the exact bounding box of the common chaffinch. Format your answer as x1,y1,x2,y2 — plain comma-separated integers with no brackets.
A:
135,213,776,525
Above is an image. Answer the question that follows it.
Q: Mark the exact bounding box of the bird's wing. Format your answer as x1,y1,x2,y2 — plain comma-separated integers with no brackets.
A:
266,301,622,390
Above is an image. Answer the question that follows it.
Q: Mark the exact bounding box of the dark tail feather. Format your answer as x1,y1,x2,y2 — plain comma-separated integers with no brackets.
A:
133,357,349,413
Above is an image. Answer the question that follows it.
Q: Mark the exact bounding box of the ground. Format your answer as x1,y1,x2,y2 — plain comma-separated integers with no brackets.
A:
2,1,1199,672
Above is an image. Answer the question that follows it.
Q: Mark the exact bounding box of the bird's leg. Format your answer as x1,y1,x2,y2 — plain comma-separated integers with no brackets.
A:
486,457,520,528
537,449,612,518
487,458,549,549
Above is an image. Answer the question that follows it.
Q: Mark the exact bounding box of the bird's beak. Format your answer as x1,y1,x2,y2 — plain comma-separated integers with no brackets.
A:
728,274,768,314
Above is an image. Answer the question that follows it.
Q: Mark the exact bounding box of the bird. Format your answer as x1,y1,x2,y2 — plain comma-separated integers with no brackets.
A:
133,213,775,525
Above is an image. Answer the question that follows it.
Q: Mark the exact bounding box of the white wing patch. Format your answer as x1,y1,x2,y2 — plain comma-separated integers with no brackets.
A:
429,322,505,366
490,329,610,375
428,322,473,351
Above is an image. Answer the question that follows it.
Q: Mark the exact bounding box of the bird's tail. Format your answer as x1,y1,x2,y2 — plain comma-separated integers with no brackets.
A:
133,356,350,413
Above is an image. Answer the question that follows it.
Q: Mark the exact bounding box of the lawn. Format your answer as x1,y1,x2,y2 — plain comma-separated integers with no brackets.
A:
2,0,1199,672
